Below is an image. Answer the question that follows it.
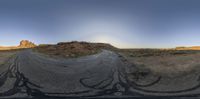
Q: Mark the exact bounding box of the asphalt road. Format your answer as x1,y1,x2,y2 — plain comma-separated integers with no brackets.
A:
1,50,200,98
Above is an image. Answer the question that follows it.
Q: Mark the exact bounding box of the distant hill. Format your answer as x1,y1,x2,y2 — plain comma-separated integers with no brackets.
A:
176,46,200,50
36,41,117,58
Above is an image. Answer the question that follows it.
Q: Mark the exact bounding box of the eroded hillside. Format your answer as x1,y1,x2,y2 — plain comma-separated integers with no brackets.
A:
35,41,117,58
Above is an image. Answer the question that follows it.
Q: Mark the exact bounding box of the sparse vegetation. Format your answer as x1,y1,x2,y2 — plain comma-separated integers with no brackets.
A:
120,49,200,77
120,49,200,57
35,41,117,58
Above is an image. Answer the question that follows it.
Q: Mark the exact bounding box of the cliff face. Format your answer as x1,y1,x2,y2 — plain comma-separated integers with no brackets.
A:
19,40,36,48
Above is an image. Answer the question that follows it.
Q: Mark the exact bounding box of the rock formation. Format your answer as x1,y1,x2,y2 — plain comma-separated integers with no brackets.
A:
19,40,36,48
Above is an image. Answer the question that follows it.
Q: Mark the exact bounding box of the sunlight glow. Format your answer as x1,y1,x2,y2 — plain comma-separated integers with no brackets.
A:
88,35,134,48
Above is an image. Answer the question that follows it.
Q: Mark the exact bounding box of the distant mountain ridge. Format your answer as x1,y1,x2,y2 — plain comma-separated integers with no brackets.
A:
176,46,200,50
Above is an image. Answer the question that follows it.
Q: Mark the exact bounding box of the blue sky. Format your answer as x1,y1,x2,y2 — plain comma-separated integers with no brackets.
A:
0,0,200,48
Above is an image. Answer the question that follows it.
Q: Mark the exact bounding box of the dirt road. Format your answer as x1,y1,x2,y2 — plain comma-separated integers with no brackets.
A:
0,50,134,98
1,50,200,98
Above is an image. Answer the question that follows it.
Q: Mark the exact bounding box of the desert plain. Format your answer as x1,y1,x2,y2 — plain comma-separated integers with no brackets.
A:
0,40,200,98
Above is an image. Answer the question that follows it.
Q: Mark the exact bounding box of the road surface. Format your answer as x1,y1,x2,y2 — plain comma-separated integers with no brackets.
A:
1,50,200,98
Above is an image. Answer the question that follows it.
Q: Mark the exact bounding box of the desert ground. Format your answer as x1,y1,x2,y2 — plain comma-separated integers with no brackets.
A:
1,41,200,98
120,49,200,96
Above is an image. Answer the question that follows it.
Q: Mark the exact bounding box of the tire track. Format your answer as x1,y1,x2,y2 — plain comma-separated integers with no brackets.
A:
0,56,45,97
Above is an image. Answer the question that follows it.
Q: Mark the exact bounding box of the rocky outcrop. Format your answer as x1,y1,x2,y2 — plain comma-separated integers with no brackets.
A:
36,41,117,58
19,40,36,48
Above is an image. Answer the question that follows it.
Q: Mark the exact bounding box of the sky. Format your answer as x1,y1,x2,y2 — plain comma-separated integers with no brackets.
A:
0,0,200,48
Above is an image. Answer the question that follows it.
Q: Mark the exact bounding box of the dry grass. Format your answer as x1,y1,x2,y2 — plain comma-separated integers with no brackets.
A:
176,46,200,50
0,46,34,51
0,46,21,50
120,49,200,77
120,49,199,57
